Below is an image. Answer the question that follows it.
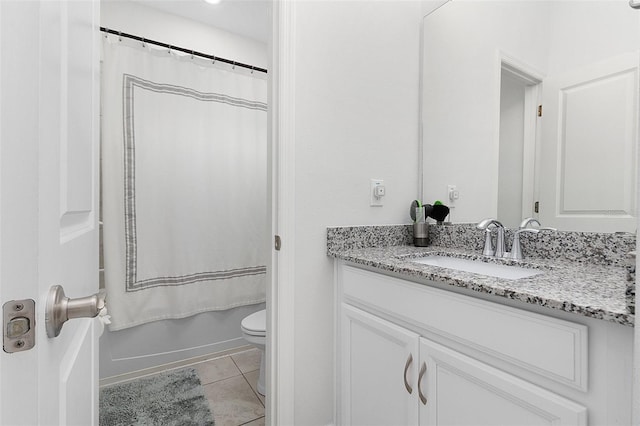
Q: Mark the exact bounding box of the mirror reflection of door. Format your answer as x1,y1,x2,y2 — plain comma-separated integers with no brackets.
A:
498,60,542,229
538,53,638,233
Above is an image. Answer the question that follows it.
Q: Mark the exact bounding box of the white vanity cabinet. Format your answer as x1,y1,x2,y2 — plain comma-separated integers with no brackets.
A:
341,304,420,426
418,338,586,425
341,305,586,426
336,263,633,426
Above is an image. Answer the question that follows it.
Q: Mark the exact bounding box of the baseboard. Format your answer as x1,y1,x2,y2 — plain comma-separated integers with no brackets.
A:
99,344,253,387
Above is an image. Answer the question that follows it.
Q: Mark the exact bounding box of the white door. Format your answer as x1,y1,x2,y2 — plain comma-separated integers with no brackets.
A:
538,52,639,232
419,338,587,426
340,304,419,426
0,1,100,425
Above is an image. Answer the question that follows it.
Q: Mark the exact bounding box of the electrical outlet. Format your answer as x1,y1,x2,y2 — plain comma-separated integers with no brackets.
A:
370,179,385,207
448,185,459,206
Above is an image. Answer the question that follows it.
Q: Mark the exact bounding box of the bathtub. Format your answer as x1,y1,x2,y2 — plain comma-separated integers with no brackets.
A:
99,303,265,379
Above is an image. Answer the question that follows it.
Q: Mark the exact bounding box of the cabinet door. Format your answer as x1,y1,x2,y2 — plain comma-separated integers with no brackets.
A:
341,304,420,426
418,338,587,426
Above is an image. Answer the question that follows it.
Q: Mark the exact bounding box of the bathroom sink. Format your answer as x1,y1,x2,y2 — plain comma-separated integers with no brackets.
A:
411,255,542,280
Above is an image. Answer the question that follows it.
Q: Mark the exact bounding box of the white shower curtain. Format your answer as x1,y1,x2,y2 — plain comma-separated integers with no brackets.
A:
101,36,267,331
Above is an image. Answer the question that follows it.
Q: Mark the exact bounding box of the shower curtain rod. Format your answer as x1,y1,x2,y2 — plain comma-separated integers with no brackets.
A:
100,27,268,74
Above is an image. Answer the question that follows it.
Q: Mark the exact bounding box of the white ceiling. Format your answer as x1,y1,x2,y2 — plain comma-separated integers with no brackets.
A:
130,0,270,43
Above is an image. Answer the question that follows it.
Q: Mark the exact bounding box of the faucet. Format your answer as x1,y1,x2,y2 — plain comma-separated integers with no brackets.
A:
520,217,558,232
506,228,539,260
519,217,541,229
507,218,557,260
476,218,505,258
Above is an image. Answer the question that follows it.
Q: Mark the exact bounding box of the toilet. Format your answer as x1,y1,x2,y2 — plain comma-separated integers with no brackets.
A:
241,309,266,395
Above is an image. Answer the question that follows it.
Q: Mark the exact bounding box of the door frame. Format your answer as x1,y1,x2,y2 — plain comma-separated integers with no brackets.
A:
496,52,544,223
268,0,296,424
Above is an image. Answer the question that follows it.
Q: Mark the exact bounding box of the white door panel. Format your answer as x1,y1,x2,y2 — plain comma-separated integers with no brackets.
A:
539,52,639,232
0,1,100,425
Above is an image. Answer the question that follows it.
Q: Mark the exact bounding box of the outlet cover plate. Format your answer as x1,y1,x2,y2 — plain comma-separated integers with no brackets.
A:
370,179,384,207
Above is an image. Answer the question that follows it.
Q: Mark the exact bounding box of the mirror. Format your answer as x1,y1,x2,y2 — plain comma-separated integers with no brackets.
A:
421,0,640,232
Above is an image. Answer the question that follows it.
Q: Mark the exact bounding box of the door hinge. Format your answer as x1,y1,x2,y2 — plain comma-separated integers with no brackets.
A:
534,201,539,213
537,105,543,117
274,235,282,251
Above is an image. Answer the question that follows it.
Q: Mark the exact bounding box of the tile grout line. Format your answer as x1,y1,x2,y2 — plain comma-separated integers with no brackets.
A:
238,416,265,426
196,355,244,387
200,373,244,389
203,373,264,426
241,371,265,408
207,352,264,424
229,353,265,408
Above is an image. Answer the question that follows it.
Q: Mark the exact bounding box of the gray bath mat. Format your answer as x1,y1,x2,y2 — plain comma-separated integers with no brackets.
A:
100,367,215,426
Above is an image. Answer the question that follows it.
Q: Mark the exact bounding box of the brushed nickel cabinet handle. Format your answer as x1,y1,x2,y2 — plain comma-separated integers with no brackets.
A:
418,362,427,405
404,353,413,394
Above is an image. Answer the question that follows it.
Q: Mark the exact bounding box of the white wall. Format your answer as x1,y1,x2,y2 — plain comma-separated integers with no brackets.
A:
289,1,422,423
101,0,267,69
546,2,640,76
99,0,267,379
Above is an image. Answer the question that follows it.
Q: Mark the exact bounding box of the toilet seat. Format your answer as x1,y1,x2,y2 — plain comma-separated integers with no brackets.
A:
240,308,267,396
241,309,266,336
242,328,265,337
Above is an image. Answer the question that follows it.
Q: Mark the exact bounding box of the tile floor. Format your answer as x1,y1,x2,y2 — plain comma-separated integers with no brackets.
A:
193,348,265,426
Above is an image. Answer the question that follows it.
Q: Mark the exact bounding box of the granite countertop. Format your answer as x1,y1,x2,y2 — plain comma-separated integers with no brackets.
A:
331,244,633,327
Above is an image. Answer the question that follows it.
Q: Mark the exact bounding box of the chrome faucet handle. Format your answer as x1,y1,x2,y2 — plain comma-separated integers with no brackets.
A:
477,218,502,230
507,228,539,261
477,218,505,257
482,228,495,256
519,217,541,229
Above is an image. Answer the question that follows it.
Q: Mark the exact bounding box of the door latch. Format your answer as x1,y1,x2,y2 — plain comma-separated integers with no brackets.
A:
3,299,36,353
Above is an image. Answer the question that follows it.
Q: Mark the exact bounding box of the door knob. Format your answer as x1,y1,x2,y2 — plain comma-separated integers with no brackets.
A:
45,285,106,338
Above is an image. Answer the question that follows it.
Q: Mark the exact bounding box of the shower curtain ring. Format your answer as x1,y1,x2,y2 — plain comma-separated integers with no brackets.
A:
191,50,195,60
250,66,254,74
232,61,236,70
212,56,216,65
141,37,146,48
118,31,122,42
